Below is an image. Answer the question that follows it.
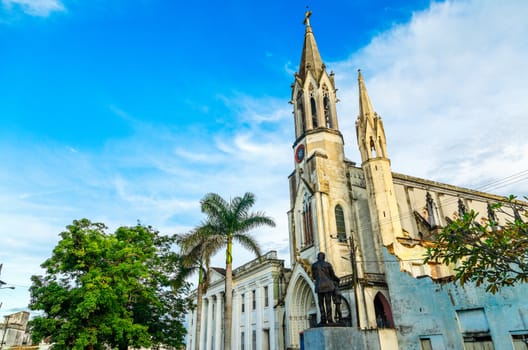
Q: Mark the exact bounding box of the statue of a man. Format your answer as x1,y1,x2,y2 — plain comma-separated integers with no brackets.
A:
311,252,339,325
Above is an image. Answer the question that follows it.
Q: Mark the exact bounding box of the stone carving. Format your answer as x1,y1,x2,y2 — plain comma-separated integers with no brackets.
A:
298,257,313,280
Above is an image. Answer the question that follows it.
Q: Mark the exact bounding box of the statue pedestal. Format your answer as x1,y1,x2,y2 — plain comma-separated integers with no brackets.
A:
303,327,381,350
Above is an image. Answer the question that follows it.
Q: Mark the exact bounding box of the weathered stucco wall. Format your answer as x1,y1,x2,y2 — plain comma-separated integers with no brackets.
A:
383,248,528,350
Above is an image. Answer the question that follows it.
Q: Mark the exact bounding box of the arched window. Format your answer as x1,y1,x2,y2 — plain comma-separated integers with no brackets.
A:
310,97,318,128
297,91,306,133
302,193,314,247
457,198,467,218
322,85,332,128
374,292,394,328
369,136,377,158
425,192,440,228
323,96,332,128
335,205,346,242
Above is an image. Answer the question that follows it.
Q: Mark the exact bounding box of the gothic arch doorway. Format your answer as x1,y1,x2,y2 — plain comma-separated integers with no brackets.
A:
374,292,394,328
287,275,316,349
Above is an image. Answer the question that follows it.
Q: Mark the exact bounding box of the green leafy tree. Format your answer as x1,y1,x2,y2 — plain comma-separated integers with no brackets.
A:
29,219,191,350
176,227,223,350
199,192,275,350
425,196,528,294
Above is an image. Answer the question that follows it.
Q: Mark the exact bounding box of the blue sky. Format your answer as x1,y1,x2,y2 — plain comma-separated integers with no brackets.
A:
1,0,528,318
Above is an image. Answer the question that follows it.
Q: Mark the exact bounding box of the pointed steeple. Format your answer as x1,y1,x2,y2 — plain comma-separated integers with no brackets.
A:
356,69,388,162
358,69,375,121
298,11,324,82
355,70,401,250
291,10,340,139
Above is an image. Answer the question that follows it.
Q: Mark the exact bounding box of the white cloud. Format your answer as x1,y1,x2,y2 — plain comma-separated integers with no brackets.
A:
2,0,65,16
332,0,528,196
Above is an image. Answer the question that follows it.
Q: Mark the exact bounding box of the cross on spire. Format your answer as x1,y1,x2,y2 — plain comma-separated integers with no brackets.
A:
304,8,312,26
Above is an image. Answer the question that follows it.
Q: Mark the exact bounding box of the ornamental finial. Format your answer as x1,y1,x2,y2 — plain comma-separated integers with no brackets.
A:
304,7,312,26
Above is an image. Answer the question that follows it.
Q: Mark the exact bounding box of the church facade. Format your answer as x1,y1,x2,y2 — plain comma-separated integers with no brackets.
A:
186,12,528,350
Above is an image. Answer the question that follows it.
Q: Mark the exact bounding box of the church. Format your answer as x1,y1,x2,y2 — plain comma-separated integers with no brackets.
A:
185,11,528,350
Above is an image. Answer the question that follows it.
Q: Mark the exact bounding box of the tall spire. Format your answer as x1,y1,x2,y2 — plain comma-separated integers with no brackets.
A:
356,69,388,162
358,69,375,120
298,10,324,81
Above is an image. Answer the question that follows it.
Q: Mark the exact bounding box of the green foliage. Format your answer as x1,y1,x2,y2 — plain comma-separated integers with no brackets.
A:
29,219,191,349
425,196,528,294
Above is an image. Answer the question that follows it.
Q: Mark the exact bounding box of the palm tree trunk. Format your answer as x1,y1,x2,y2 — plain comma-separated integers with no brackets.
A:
223,237,233,350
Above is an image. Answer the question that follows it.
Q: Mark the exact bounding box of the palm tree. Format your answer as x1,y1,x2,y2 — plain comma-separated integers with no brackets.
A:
177,227,222,350
200,192,275,350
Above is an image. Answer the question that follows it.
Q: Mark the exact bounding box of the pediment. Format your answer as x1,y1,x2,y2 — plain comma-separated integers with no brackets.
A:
207,267,226,284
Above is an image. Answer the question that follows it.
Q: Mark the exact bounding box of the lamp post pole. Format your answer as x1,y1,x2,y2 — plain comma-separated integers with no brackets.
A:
348,235,361,328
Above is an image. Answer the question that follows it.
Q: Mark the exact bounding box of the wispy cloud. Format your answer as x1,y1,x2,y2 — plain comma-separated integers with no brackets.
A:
2,0,65,17
218,94,292,124
332,0,528,195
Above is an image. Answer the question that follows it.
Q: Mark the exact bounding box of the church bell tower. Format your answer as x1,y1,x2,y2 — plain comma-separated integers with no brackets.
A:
355,70,402,247
287,11,352,277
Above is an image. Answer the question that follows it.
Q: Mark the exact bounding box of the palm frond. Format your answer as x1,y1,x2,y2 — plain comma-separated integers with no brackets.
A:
231,192,256,219
201,193,229,219
233,233,262,257
176,226,225,287
240,213,276,232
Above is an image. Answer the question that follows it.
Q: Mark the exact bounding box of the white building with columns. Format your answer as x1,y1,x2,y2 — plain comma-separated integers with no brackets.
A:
185,251,290,350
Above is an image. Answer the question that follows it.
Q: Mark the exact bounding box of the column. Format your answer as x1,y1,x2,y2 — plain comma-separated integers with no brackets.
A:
194,308,199,350
244,290,250,350
206,297,213,350
214,293,223,350
268,280,276,350
255,282,263,350
186,308,195,350
199,298,207,350
232,291,239,350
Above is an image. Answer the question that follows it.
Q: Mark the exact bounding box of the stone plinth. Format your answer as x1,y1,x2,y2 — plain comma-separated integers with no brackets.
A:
303,327,381,350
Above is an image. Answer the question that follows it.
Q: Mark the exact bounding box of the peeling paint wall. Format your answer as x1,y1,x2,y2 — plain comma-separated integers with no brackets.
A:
382,248,528,349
